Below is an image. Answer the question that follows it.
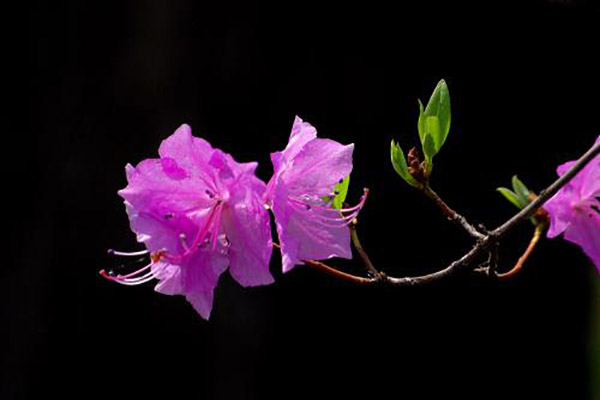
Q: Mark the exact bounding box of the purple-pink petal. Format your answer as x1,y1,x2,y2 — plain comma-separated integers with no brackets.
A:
543,189,577,238
180,250,229,319
119,158,214,215
283,138,354,197
158,124,216,183
272,180,351,272
564,212,600,273
272,116,318,172
152,262,183,295
223,177,274,286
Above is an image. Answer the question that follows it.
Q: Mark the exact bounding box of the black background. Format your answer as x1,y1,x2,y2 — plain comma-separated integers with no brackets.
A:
12,0,599,399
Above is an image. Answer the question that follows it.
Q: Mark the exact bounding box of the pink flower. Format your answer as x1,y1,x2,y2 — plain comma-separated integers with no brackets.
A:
104,124,273,319
265,116,366,272
544,135,600,272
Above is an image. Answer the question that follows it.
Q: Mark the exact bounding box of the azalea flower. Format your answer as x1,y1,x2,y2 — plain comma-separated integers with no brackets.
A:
543,135,600,272
103,124,273,319
265,116,366,272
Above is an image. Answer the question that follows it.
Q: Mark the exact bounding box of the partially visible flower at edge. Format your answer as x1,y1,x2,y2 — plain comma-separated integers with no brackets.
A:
264,116,367,272
543,135,600,273
102,124,273,319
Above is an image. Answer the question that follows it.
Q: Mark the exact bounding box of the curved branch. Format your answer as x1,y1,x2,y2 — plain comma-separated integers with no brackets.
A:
349,223,383,279
299,139,599,286
497,225,545,280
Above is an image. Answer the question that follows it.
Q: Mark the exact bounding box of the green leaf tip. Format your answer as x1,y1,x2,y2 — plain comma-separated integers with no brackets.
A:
418,79,451,162
497,187,523,210
497,175,533,210
390,140,420,188
511,175,531,202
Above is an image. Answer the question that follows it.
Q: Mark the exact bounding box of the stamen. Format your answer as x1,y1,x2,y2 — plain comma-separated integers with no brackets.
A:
107,249,149,257
165,202,223,262
288,200,358,223
317,211,361,228
179,233,190,252
286,188,369,228
101,272,156,286
112,262,153,279
288,188,369,214
99,262,156,286
210,205,224,250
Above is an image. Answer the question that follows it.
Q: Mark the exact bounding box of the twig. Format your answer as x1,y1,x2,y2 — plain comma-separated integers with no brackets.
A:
295,139,599,286
420,184,485,240
349,222,383,280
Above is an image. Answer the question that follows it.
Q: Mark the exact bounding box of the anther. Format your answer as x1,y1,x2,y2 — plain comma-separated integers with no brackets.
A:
179,233,190,252
164,213,174,220
151,251,165,263
205,189,215,199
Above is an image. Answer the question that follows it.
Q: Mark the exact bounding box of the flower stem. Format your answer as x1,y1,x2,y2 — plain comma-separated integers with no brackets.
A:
272,242,373,284
303,259,374,284
497,225,545,280
349,222,383,280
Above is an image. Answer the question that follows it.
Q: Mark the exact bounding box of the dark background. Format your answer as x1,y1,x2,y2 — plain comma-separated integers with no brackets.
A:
12,0,599,399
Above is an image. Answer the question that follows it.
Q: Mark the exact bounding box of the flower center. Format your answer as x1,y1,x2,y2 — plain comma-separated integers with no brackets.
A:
101,199,228,286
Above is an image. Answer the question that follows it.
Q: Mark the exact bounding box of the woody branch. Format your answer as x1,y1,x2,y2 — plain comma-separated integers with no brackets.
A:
302,139,600,286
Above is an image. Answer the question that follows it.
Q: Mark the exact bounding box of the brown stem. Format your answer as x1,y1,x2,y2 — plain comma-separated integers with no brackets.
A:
497,225,545,280
421,184,485,240
349,223,383,279
303,259,374,284
272,242,372,284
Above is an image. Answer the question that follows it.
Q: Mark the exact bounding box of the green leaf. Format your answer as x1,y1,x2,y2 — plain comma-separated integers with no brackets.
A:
331,175,350,210
422,79,451,153
391,140,420,187
511,175,531,206
423,117,441,158
422,131,436,176
497,187,523,209
417,99,426,144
